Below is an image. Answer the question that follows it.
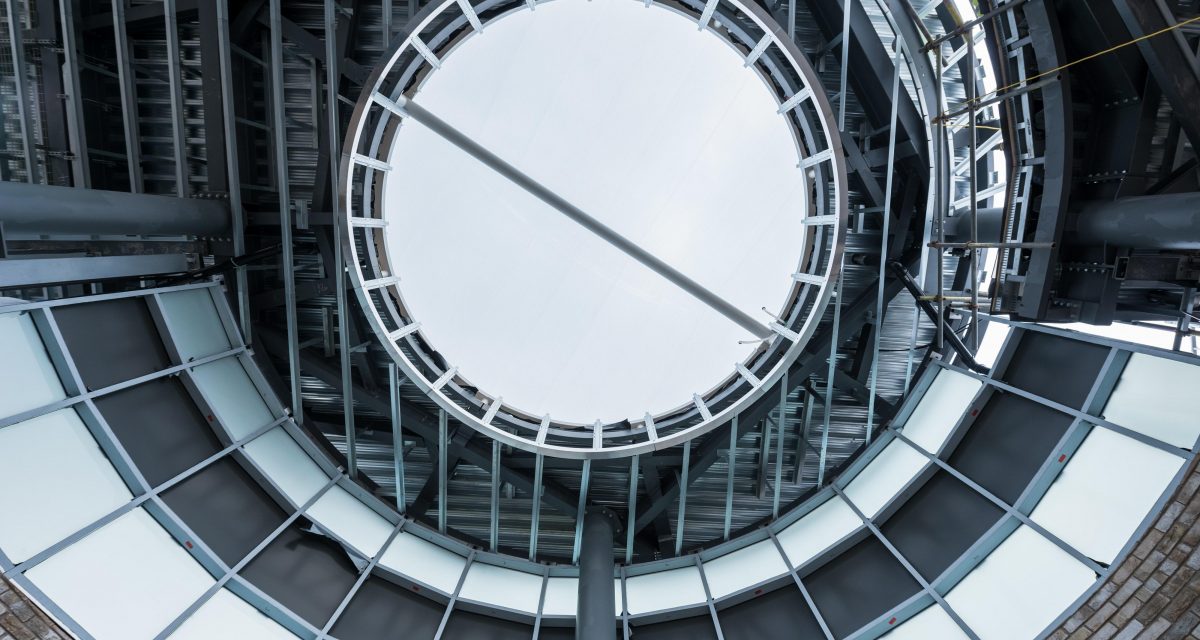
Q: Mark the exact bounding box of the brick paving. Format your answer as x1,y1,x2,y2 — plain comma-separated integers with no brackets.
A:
1049,457,1200,640
0,576,67,640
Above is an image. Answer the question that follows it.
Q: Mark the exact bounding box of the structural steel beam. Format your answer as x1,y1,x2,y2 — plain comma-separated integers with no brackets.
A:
0,254,188,288
1112,0,1200,153
0,182,230,237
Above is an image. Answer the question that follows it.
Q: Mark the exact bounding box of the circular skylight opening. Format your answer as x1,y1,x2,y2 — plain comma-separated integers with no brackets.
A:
382,0,808,423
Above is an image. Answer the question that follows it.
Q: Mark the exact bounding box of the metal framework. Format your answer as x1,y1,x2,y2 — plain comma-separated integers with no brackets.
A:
338,0,849,459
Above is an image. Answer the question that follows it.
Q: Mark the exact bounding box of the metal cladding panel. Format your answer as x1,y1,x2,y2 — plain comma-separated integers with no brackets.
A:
157,288,232,362
536,625,576,640
161,457,288,566
52,298,171,390
330,576,445,640
0,311,67,417
240,524,360,627
1000,331,1109,409
94,377,223,486
947,392,1073,505
717,584,826,640
880,471,1006,582
441,609,535,640
629,613,720,640
804,536,921,639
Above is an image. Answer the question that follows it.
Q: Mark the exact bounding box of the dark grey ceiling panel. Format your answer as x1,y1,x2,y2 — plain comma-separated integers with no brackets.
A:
804,536,920,638
52,298,171,390
536,624,576,640
629,613,720,640
717,584,826,640
880,471,1006,581
1001,331,1108,409
240,524,360,626
94,377,222,486
161,457,287,566
947,392,1073,504
441,609,534,640
330,575,445,640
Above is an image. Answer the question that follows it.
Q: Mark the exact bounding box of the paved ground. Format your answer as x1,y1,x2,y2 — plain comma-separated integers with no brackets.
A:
0,576,66,640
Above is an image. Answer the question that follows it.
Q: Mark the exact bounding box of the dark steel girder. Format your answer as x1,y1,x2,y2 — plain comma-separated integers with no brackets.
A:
82,0,199,30
252,9,370,85
807,0,929,169
1112,0,1200,153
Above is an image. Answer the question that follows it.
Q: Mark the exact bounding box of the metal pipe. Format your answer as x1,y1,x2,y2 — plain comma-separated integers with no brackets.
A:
391,96,771,339
0,181,229,236
1071,194,1200,250
577,509,617,640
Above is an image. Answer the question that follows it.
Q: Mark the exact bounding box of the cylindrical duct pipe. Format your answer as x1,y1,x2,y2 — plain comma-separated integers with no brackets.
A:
577,509,617,640
0,181,231,237
1071,193,1200,250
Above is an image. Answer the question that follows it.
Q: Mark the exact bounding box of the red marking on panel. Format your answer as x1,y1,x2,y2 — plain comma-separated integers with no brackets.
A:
185,541,194,549
888,617,897,625
1058,454,1067,463
207,414,215,422
971,409,979,417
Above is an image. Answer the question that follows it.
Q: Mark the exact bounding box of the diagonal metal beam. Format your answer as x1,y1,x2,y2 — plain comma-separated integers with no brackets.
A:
1111,0,1200,152
392,96,772,339
630,254,919,536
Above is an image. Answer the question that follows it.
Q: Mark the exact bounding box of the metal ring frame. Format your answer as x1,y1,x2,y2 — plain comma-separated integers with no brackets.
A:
340,0,849,459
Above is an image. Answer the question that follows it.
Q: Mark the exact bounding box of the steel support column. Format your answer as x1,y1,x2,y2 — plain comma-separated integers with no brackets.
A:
577,509,616,640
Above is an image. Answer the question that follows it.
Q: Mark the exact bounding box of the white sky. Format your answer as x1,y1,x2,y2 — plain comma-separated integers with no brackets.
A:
384,0,807,422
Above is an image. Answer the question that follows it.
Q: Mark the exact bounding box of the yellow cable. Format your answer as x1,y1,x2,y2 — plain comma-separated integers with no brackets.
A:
952,13,1200,113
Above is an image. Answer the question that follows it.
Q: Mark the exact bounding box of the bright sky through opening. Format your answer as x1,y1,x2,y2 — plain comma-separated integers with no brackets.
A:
385,0,807,422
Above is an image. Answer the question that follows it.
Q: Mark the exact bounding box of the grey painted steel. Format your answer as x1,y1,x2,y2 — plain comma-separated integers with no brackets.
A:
111,0,141,191
1111,0,1200,153
391,95,770,340
57,0,89,188
6,283,1198,640
438,408,448,532
1072,193,1200,250
0,254,187,288
817,262,842,487
676,440,692,555
390,363,407,511
0,181,230,236
866,35,904,441
944,208,1004,243
163,0,188,196
5,0,36,183
577,510,617,640
833,485,981,640
214,0,250,341
338,0,847,459
889,262,989,373
327,0,358,478
269,0,303,425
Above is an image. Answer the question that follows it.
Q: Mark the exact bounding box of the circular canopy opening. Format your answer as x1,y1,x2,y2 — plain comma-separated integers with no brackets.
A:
384,0,807,423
